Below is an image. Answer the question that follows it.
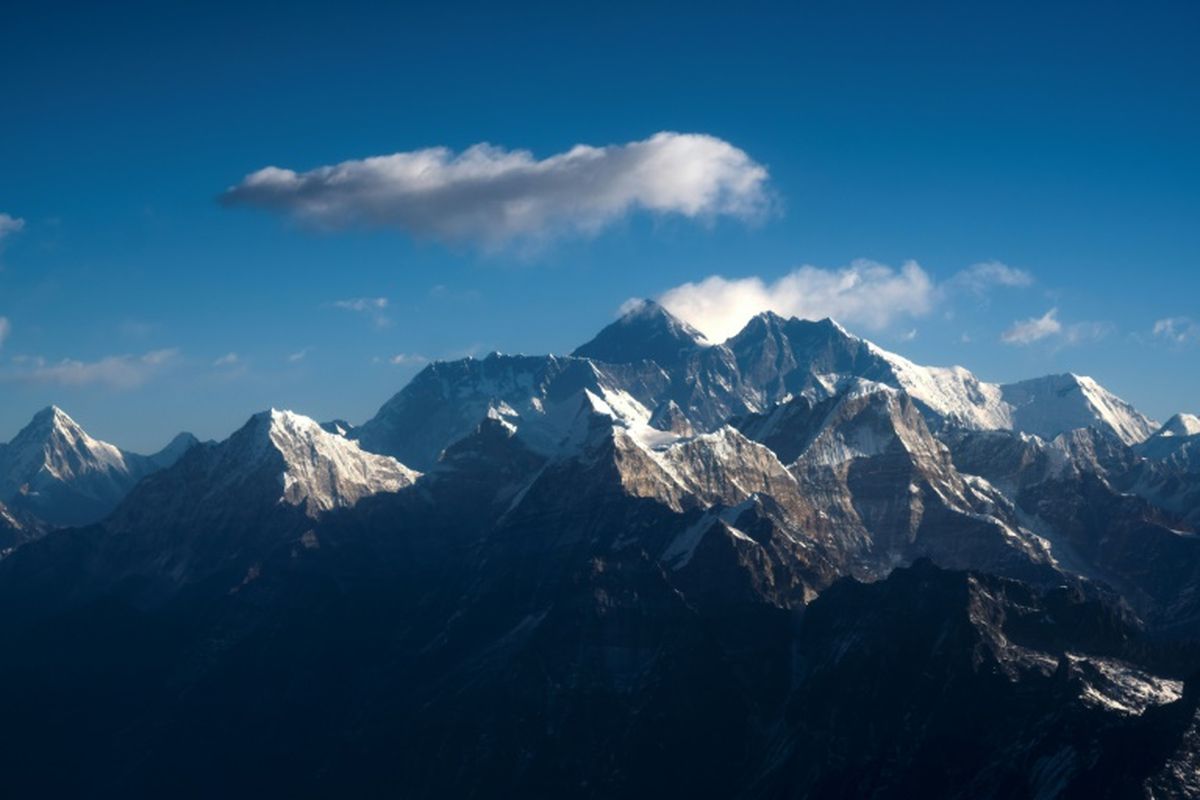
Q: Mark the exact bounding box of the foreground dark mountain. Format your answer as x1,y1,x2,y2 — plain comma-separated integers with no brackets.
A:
0,303,1196,798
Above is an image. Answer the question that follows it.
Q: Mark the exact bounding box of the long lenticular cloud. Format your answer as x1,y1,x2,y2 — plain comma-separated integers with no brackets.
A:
220,132,770,247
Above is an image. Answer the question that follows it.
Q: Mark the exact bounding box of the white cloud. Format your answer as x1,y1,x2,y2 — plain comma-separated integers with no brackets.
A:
0,213,24,244
1153,316,1200,345
1061,320,1112,345
221,132,770,247
1000,308,1109,347
388,353,427,366
213,352,240,367
287,348,310,363
4,348,179,390
334,297,388,312
949,261,1034,293
650,258,1040,344
657,260,936,342
0,317,9,349
332,296,391,328
1001,308,1063,345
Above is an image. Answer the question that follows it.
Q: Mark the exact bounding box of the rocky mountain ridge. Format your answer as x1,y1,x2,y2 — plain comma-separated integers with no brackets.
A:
0,303,1195,798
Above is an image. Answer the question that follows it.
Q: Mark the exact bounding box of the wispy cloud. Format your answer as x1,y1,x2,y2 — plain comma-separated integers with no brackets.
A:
1153,316,1200,345
212,352,240,367
1001,308,1110,347
1001,308,1062,345
0,213,24,245
0,317,10,349
388,353,428,366
948,261,1034,294
4,348,179,389
221,132,770,248
333,297,388,313
332,297,391,328
1061,320,1112,345
287,347,310,363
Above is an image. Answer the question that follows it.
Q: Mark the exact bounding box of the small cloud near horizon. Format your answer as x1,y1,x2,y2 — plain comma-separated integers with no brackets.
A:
1153,316,1200,345
1,348,179,390
388,353,428,366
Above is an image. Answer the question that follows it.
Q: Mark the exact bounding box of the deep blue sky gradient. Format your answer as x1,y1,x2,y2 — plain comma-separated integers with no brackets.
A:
1,0,1197,450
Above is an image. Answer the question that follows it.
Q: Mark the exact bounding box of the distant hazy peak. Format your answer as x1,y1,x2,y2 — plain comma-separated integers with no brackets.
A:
1000,372,1158,446
1156,413,1200,438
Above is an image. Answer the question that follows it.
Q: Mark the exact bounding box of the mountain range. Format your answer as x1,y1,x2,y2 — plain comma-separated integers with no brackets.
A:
0,301,1197,797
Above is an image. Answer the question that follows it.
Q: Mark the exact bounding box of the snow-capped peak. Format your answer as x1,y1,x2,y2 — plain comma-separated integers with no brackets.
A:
619,299,709,340
25,404,105,443
3,405,129,486
859,345,1156,445
1156,413,1200,438
799,381,945,467
1001,373,1158,446
815,316,853,338
0,405,205,530
237,408,421,513
29,404,70,427
859,340,1012,430
572,299,710,366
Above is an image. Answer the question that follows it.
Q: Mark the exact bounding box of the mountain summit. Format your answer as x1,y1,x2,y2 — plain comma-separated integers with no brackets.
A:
1159,412,1200,438
1000,372,1158,446
118,408,422,522
0,406,196,528
242,409,421,513
572,299,709,367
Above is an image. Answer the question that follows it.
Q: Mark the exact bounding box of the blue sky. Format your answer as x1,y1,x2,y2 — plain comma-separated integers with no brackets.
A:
1,0,1197,451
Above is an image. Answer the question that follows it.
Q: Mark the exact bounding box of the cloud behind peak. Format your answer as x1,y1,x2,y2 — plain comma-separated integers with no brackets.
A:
656,260,936,343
